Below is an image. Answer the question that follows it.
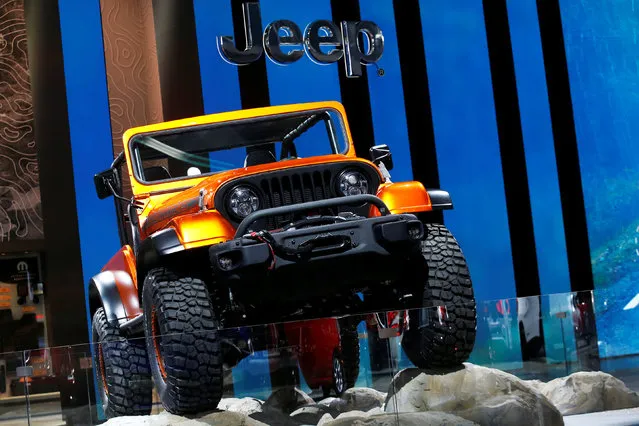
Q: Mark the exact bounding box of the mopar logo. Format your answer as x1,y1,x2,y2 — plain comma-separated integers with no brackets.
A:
217,2,384,77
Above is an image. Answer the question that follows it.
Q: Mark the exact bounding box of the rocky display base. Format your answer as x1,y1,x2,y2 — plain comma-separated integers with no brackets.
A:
103,363,639,426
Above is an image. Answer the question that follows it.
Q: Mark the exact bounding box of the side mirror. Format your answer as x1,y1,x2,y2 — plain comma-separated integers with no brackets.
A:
370,144,393,171
94,168,119,199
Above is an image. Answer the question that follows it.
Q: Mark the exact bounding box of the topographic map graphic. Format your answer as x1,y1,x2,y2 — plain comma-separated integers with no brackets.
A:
0,0,43,241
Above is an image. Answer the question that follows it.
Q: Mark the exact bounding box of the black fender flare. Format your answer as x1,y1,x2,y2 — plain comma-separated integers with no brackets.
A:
88,270,139,327
136,228,185,283
427,189,453,210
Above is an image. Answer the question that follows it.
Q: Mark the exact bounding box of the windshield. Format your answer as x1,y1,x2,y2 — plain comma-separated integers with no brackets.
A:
129,108,348,183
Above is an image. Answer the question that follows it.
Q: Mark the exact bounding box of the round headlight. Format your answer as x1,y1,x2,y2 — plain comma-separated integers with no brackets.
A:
338,170,369,196
228,186,259,219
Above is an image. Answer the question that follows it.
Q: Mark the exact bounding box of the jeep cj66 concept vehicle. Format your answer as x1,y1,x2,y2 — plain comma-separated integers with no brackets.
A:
88,101,477,417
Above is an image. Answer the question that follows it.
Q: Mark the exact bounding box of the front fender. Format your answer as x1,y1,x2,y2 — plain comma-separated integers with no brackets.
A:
169,210,236,249
88,270,142,326
371,181,453,216
136,210,236,280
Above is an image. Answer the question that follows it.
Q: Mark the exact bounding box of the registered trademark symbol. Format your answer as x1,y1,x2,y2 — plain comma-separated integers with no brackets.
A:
377,68,385,77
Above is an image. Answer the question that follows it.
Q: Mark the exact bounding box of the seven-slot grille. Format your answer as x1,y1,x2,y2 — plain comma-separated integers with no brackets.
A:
259,170,334,229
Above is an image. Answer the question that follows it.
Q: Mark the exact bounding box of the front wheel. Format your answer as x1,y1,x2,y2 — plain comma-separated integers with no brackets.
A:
142,268,223,414
401,223,477,368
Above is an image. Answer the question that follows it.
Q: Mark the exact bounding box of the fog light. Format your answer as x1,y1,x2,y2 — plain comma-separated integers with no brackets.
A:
218,256,233,271
408,225,422,240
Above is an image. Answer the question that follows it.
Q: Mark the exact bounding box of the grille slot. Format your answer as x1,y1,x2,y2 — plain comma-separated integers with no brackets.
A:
260,170,333,229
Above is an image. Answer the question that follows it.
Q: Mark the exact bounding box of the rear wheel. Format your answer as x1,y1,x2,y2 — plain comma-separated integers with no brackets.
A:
91,308,152,417
401,223,477,368
142,268,223,414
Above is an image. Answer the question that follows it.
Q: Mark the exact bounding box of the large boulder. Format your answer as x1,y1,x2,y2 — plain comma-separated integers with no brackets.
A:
538,371,639,415
322,411,478,425
384,364,563,426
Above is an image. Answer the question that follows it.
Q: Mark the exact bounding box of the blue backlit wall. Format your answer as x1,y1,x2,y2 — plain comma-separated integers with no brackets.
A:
506,0,574,361
560,0,639,358
57,0,122,330
419,0,515,303
359,0,412,182
194,0,242,114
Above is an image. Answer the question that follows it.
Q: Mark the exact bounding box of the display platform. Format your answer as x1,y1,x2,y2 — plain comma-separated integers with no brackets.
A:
1,290,638,426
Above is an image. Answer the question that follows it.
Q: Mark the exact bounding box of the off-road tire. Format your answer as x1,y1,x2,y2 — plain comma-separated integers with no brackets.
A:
338,319,360,391
401,223,476,368
92,308,152,417
142,268,223,414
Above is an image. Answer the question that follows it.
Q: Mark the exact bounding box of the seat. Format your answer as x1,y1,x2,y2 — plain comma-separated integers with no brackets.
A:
244,149,276,167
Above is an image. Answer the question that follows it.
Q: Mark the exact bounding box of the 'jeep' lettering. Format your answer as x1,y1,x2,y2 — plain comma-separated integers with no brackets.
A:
217,2,384,78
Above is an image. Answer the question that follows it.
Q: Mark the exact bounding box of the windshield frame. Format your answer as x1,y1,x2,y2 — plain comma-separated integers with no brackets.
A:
127,107,349,186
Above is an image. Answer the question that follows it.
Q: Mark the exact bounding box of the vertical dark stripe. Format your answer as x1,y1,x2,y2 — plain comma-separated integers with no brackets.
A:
536,0,594,294
231,0,270,109
330,0,375,160
152,0,204,120
24,0,87,347
392,0,442,224
483,0,541,299
152,0,205,175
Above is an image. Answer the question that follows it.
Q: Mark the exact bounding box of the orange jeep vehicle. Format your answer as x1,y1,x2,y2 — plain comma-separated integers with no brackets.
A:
88,101,476,417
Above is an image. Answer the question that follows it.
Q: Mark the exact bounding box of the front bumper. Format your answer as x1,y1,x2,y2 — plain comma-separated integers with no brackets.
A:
209,195,425,284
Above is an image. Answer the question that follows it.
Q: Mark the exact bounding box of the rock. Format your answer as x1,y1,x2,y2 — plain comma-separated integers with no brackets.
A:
334,410,370,420
250,409,301,426
384,364,563,426
198,410,268,425
290,404,335,424
341,387,386,412
323,411,477,425
317,413,336,426
539,371,639,415
103,411,205,425
217,397,263,415
524,379,546,392
366,407,385,416
315,388,386,416
262,386,314,415
318,396,349,414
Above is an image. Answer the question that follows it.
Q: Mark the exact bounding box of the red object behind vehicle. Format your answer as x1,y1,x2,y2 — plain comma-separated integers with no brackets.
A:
284,318,339,390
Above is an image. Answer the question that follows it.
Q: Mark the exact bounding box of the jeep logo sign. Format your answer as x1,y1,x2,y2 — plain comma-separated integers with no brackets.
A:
217,2,384,78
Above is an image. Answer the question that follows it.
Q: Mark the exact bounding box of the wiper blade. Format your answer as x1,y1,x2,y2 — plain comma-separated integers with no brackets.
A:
137,136,235,170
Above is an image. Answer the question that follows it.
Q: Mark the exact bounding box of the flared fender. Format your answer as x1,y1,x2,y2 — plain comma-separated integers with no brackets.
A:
370,181,453,216
88,270,142,326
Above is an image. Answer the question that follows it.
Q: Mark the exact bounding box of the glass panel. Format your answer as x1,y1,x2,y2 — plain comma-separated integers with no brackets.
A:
11,290,639,424
17,345,96,426
0,351,28,425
